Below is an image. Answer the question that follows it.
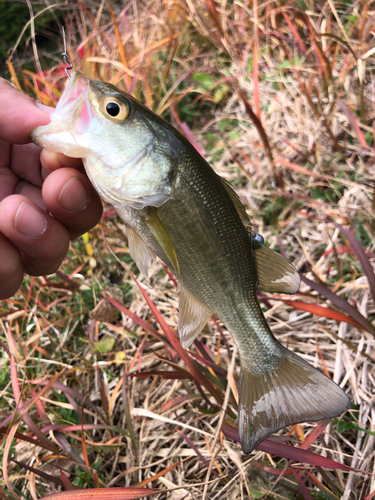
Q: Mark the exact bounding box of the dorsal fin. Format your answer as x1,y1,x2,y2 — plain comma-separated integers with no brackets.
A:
219,177,299,294
178,286,212,349
219,177,253,232
252,240,300,294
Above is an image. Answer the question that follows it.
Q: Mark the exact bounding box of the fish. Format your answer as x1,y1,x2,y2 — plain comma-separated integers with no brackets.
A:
32,71,351,453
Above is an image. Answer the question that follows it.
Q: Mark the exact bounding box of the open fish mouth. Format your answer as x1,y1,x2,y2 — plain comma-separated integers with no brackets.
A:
31,72,93,157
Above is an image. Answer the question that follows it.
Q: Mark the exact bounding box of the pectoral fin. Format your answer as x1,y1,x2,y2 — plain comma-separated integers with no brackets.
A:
253,244,300,294
144,208,180,276
178,286,212,349
238,344,351,454
126,227,155,280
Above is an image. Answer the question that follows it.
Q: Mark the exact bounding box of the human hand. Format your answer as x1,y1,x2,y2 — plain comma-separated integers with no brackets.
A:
0,78,103,299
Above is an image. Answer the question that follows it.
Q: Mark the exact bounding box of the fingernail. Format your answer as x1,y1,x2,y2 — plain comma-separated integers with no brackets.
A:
15,202,47,237
58,177,90,212
35,101,54,114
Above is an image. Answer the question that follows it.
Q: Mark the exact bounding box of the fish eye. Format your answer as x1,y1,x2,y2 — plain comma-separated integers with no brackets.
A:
106,102,120,116
101,97,129,122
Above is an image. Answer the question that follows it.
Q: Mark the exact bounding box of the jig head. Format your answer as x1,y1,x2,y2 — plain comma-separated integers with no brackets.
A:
62,27,73,79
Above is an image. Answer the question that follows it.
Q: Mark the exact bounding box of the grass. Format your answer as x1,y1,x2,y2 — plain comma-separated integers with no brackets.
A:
2,0,375,499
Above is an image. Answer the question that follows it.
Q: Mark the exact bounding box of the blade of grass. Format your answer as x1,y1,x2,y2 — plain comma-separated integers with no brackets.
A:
202,344,237,500
308,473,340,500
237,90,277,184
3,422,22,500
252,460,293,476
360,480,369,500
11,459,64,488
205,0,224,39
160,394,201,411
40,488,161,500
305,15,332,87
41,423,129,435
300,275,375,337
81,430,90,469
107,1,131,90
365,489,375,500
275,298,365,329
53,432,86,466
109,375,123,420
335,224,375,306
281,11,307,53
96,365,109,423
9,354,59,450
300,420,330,450
131,408,213,438
276,157,327,180
103,295,171,346
316,466,343,498
135,460,181,487
221,423,354,471
0,425,57,453
322,326,374,362
253,24,261,121
61,471,75,491
293,469,314,500
122,367,138,459
131,371,194,380
176,430,210,467
132,277,224,404
258,440,353,472
190,352,227,376
337,100,371,150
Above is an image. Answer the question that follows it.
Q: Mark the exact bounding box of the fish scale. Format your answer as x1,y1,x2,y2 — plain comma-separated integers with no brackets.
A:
32,71,351,453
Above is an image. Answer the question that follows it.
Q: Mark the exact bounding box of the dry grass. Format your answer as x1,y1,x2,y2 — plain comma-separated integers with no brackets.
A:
2,0,375,499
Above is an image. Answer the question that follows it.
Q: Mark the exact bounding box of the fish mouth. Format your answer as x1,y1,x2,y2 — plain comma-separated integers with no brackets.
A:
31,71,93,157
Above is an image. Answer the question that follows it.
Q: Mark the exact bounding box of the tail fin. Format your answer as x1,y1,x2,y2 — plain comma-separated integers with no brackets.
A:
238,344,351,454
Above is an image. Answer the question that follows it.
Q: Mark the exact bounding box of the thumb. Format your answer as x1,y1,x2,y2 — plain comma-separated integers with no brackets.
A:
0,78,54,144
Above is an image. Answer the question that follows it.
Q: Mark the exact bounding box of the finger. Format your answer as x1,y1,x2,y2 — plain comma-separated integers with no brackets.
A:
40,148,84,178
0,233,23,300
10,143,44,186
14,181,46,210
0,78,53,144
0,195,70,277
42,168,103,239
0,151,18,201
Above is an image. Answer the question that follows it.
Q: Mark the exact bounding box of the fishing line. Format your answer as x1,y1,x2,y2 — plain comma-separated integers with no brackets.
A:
62,26,73,79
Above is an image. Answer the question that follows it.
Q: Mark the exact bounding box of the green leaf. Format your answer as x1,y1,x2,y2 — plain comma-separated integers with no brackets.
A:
247,483,265,499
193,72,216,90
311,491,331,500
334,420,375,437
228,132,240,140
277,57,302,69
213,84,228,103
94,337,116,353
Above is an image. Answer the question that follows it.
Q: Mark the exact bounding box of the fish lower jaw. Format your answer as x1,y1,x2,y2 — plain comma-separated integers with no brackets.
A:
32,130,89,158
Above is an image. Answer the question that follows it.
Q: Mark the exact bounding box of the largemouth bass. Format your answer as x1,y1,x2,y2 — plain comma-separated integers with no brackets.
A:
32,72,350,453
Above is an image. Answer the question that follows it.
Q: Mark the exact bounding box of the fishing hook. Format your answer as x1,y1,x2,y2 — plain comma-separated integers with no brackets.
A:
62,26,73,79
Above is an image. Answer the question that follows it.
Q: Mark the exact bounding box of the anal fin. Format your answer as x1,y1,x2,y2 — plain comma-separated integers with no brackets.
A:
238,344,351,454
178,286,212,349
253,243,300,294
126,227,155,280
